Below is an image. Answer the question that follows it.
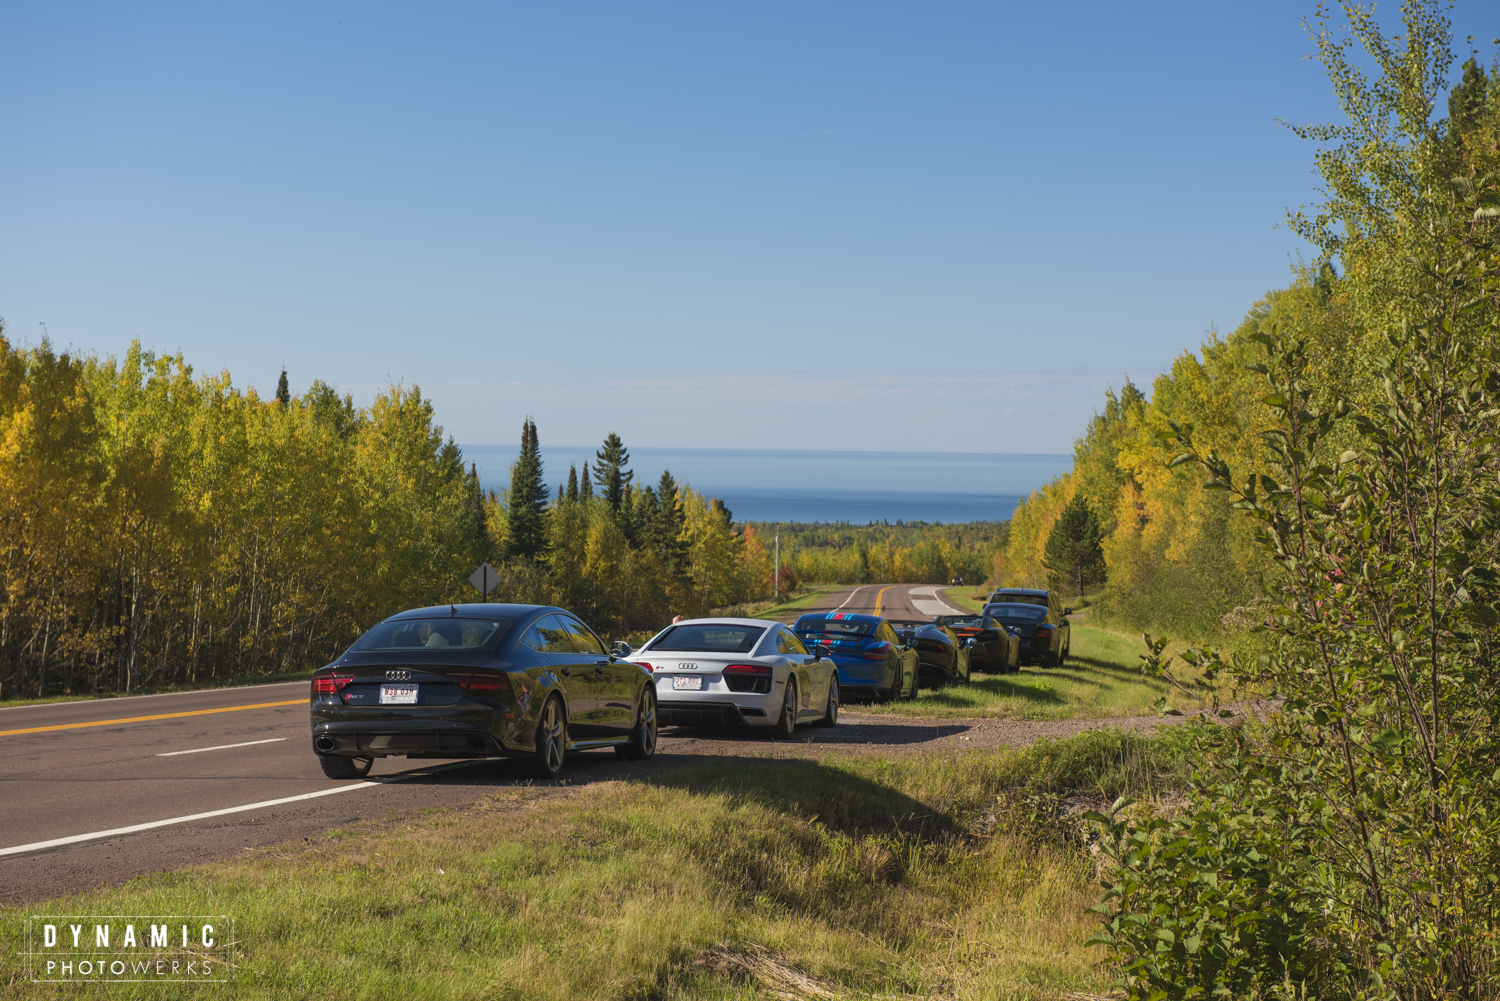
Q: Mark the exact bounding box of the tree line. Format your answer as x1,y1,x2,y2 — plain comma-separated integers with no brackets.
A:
1045,1,1500,995
0,345,487,699
741,520,1007,590
0,343,781,699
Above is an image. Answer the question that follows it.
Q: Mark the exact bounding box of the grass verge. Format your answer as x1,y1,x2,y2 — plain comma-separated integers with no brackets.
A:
856,623,1226,720
1,731,1190,1000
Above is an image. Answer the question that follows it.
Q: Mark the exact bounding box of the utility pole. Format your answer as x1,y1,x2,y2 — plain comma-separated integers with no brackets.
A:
774,530,780,599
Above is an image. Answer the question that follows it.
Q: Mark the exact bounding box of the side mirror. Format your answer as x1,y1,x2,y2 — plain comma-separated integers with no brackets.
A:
1064,608,1073,616
610,641,633,659
811,646,823,661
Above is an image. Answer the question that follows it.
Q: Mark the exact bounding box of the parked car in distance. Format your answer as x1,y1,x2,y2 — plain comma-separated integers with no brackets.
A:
932,613,1021,674
791,612,920,702
887,619,972,686
982,596,1072,666
309,604,656,781
986,587,1068,617
627,617,836,737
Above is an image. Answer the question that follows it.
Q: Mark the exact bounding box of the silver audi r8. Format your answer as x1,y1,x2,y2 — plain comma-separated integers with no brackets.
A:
627,617,837,737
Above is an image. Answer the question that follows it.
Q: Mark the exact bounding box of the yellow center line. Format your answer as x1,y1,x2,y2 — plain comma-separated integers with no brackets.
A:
873,585,894,617
0,699,306,737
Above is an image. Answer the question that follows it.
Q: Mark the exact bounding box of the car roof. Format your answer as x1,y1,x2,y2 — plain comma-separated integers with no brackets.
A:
662,617,784,628
991,588,1049,596
793,612,883,625
387,603,556,621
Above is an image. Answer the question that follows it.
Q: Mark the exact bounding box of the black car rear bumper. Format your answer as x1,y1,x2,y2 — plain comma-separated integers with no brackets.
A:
312,719,512,758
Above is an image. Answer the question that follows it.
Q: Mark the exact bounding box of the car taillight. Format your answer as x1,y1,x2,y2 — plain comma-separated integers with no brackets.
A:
1035,627,1054,639
723,662,773,694
635,663,654,672
459,675,511,695
862,642,892,661
312,674,353,695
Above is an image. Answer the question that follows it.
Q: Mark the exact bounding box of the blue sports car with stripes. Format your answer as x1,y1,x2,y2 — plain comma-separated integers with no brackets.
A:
791,612,920,703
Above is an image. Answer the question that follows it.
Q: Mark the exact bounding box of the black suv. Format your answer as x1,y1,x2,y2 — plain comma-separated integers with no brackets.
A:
982,588,1072,666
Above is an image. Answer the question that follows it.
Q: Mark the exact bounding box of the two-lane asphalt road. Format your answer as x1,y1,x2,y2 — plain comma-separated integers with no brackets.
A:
776,583,968,622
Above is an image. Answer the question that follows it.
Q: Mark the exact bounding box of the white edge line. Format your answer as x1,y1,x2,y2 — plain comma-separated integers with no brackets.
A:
0,784,376,857
157,738,288,757
834,585,870,611
0,760,484,859
1,759,486,864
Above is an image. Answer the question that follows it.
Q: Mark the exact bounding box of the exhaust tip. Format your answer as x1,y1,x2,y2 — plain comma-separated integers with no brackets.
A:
314,736,337,753
464,736,487,752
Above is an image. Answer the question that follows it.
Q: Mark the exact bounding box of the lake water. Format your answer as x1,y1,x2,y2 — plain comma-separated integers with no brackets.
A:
460,445,1071,524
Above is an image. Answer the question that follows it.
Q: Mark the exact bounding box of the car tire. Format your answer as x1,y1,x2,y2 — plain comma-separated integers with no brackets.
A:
530,696,567,779
773,678,798,739
318,754,372,780
812,679,838,728
615,689,658,761
905,665,920,700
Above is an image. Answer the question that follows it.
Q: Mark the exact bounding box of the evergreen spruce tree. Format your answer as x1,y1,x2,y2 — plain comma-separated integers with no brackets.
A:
654,470,688,577
1042,493,1105,596
619,481,640,547
566,464,579,502
579,461,593,501
504,418,550,561
275,368,291,408
592,433,633,512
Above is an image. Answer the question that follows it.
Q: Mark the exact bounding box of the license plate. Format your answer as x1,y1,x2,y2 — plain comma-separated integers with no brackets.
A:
672,676,703,691
380,684,418,705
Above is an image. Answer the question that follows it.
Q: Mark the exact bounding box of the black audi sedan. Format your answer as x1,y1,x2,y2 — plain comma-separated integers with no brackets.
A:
309,604,656,780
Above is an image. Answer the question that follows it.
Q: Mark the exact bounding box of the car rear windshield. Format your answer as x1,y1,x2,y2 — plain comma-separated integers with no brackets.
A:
939,616,982,628
795,620,874,637
353,618,511,651
990,593,1048,607
984,604,1046,621
649,624,765,653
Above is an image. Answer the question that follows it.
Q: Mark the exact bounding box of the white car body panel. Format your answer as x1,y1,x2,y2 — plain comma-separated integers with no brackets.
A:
630,617,835,728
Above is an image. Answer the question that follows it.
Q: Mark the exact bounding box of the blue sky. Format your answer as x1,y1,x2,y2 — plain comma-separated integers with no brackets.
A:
1,2,1489,452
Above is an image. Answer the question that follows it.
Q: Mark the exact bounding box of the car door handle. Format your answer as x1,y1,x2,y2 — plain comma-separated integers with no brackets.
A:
594,662,608,673
559,666,572,677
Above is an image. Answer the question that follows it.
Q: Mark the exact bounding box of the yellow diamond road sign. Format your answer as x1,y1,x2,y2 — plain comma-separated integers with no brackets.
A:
468,563,500,597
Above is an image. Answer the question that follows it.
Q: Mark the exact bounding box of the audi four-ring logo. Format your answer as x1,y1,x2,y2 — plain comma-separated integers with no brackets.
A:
386,670,412,681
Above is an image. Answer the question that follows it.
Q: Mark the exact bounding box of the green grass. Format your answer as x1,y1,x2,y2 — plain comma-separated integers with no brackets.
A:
856,622,1223,720
1,732,1188,1000
0,668,317,710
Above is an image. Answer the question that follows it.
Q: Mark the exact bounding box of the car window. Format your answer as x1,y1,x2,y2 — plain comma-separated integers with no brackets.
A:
985,604,1047,622
561,616,608,657
777,630,809,655
991,592,1048,607
877,623,898,645
794,619,872,637
353,617,509,651
649,623,765,653
521,614,575,653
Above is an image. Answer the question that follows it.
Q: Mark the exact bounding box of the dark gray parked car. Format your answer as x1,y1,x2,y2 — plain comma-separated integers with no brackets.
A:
309,604,657,780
